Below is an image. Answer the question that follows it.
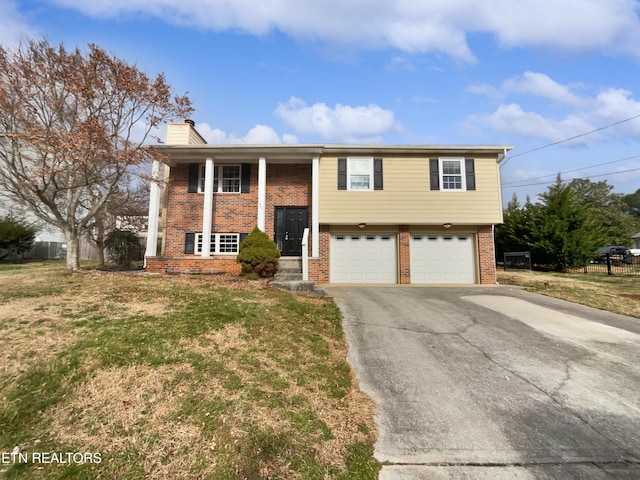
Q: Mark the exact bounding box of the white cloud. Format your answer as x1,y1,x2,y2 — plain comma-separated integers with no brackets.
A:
195,123,296,144
468,104,595,143
274,97,398,143
502,72,588,109
0,0,37,46
466,84,504,102
466,72,640,144
43,0,640,61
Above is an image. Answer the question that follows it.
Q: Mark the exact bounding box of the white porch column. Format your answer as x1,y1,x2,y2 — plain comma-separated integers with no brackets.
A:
144,159,162,262
257,156,267,231
312,154,319,257
201,157,214,257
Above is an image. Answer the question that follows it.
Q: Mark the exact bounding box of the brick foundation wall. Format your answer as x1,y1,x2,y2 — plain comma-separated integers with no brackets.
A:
477,225,497,284
146,256,242,275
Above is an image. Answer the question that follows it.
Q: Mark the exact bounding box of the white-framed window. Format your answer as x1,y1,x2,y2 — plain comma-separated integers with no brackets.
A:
199,165,241,193
195,233,240,254
439,158,466,191
347,157,374,191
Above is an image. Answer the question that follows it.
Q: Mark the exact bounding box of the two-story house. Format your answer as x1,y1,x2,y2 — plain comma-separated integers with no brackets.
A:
145,121,512,284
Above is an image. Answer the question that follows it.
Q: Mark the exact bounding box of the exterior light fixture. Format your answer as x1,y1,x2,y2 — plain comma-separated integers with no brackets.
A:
358,223,366,229
443,223,452,229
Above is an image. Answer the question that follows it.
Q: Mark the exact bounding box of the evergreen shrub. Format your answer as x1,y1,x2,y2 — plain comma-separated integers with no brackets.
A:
237,226,280,278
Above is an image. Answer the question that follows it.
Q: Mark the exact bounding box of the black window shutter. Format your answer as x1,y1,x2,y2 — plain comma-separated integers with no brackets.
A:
187,163,199,193
374,158,383,190
465,158,476,191
337,158,347,190
241,163,251,193
185,232,195,254
239,232,249,247
429,159,440,190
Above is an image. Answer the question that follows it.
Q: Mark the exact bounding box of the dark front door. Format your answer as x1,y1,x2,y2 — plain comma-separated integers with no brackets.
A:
274,207,308,256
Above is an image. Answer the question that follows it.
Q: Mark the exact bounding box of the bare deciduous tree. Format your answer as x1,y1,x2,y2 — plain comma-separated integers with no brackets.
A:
0,39,192,271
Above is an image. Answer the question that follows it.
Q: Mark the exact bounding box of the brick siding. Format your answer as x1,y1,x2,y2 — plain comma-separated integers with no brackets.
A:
477,225,497,284
398,225,410,284
308,225,330,283
163,162,312,259
265,164,312,242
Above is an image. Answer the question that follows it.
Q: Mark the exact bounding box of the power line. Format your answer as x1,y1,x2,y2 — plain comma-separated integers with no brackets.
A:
502,154,640,186
502,166,640,189
500,113,640,168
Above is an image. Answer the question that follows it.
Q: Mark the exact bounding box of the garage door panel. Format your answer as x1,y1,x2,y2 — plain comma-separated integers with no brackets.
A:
410,234,475,284
331,234,397,283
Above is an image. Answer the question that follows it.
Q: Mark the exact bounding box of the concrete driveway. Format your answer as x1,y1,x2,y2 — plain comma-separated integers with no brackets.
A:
325,285,640,479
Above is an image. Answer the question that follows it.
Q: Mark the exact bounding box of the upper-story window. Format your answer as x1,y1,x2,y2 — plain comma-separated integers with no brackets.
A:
348,157,374,191
199,165,241,193
430,158,476,192
441,159,464,190
338,157,383,191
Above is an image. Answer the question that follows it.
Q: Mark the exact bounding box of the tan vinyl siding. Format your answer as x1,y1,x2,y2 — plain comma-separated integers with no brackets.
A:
166,123,190,145
319,155,503,224
166,123,207,145
188,127,207,145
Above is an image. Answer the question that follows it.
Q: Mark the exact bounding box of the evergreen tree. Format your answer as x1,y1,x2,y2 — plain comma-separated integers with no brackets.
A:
528,176,608,270
495,194,533,257
568,179,633,245
500,176,634,271
0,215,37,258
622,188,640,220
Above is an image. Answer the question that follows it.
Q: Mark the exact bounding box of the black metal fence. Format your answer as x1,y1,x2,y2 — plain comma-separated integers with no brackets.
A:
578,253,640,276
504,251,532,271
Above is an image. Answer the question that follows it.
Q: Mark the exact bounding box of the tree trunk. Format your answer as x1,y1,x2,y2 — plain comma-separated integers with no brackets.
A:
63,229,80,272
96,221,105,267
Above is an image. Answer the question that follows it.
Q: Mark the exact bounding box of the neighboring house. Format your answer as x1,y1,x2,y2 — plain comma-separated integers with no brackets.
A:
145,121,512,285
80,215,150,261
633,231,640,249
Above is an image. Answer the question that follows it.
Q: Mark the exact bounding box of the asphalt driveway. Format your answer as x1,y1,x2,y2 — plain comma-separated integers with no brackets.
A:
325,285,640,479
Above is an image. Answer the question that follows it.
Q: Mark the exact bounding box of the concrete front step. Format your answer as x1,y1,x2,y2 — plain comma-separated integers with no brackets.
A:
271,258,324,294
274,258,303,281
273,272,303,281
277,259,302,269
270,280,324,295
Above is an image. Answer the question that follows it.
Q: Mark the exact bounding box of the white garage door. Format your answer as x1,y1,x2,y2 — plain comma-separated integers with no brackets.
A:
330,234,397,283
410,234,475,284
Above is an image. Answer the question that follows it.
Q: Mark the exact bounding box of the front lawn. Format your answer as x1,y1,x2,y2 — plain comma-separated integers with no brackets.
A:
498,269,640,318
0,262,379,479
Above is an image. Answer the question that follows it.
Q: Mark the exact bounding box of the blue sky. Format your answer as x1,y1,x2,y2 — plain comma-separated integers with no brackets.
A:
3,0,640,203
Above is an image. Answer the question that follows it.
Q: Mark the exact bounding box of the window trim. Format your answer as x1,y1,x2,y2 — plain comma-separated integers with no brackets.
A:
438,157,467,192
198,164,242,194
346,156,374,191
194,233,240,254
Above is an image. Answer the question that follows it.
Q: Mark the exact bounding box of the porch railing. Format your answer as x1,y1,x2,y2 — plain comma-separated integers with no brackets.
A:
301,227,309,281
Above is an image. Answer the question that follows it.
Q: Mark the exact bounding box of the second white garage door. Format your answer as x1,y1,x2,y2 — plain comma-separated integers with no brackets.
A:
410,234,475,284
330,234,397,283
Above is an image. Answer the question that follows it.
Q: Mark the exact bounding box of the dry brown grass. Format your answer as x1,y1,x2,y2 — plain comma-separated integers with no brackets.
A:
498,270,640,318
0,271,171,378
0,263,379,479
50,364,220,479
